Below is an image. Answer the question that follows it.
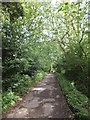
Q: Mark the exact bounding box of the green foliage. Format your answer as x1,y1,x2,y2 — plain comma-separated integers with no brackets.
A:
11,74,32,95
2,70,46,111
0,92,2,114
33,70,46,81
55,1,89,98
30,41,60,72
56,73,89,119
2,90,20,111
56,53,89,97
1,1,89,119
2,73,32,111
2,2,24,22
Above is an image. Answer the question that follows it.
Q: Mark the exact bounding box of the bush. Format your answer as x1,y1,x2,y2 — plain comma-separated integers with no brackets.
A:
32,70,46,81
0,92,2,113
2,71,46,112
2,90,20,111
3,73,32,91
2,73,33,111
11,74,32,95
56,54,89,97
56,73,90,119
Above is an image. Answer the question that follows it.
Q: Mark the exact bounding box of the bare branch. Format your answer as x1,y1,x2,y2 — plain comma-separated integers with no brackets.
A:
79,30,85,44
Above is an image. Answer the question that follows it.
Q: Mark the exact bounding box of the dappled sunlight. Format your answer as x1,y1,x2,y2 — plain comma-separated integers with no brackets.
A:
43,103,54,117
32,87,46,91
14,108,28,118
71,82,75,87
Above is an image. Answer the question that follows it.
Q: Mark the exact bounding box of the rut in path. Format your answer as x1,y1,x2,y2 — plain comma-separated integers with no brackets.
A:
5,73,74,118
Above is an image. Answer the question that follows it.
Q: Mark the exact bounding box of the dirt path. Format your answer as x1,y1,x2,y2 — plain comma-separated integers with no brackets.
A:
5,73,74,118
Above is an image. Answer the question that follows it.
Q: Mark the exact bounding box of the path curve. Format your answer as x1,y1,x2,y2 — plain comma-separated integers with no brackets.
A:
5,73,74,118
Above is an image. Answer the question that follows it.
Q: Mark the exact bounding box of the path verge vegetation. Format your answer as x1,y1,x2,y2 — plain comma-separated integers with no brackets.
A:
2,71,46,112
56,73,89,119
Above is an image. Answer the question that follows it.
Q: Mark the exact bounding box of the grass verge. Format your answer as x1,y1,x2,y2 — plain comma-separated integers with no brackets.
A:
56,72,90,120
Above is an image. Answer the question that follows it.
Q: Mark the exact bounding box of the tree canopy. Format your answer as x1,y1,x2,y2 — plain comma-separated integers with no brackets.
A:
1,1,89,119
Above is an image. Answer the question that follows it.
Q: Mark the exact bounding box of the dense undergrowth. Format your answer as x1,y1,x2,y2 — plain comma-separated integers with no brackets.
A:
56,73,89,119
2,70,46,111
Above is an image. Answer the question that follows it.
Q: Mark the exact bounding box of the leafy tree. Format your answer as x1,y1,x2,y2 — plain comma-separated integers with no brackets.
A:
1,1,89,118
